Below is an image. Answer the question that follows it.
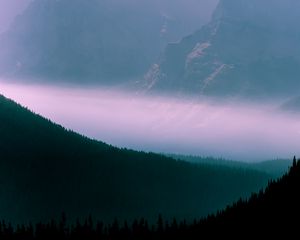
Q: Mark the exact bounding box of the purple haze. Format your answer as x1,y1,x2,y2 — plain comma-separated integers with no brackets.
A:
0,0,32,33
1,82,299,161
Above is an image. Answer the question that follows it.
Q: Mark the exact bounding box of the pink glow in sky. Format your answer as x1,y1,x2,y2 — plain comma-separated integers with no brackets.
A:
0,81,300,161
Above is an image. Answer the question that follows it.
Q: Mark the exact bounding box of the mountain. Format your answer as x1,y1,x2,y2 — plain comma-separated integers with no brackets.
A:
147,0,300,97
169,154,291,178
0,94,271,224
0,0,217,83
280,95,300,112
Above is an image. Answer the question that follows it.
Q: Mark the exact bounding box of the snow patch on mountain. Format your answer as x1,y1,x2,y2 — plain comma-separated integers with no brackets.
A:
144,64,162,90
186,42,211,64
201,63,234,92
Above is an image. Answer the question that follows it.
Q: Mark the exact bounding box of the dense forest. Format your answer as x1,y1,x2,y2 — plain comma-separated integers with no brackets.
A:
0,158,298,239
169,154,291,177
0,94,272,224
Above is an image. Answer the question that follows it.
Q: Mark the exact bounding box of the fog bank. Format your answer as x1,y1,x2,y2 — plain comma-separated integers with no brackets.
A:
0,82,299,161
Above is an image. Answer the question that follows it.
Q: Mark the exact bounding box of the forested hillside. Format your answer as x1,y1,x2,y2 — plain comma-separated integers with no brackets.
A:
169,154,291,177
0,159,297,239
0,94,270,223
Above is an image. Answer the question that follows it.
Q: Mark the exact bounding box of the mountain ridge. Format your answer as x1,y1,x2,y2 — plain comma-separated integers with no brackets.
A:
0,0,217,83
148,0,300,97
0,94,270,223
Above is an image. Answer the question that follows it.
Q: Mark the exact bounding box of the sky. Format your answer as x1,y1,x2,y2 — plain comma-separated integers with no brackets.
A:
0,0,32,33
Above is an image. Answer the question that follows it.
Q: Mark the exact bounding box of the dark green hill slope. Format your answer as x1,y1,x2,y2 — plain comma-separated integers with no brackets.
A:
169,154,291,177
0,94,270,224
186,158,300,237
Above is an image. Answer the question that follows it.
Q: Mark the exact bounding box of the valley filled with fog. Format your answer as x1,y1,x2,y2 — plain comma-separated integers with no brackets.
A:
1,0,300,235
1,81,299,162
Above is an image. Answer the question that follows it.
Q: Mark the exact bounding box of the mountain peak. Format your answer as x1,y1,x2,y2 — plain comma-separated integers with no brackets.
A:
149,0,300,97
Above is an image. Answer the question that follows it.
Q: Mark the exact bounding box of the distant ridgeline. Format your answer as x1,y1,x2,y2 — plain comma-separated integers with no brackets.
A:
168,154,291,178
0,94,271,224
0,157,298,238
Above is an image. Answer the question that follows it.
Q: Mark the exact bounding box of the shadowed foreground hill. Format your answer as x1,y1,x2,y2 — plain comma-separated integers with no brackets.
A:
199,158,300,236
0,94,270,224
0,160,295,239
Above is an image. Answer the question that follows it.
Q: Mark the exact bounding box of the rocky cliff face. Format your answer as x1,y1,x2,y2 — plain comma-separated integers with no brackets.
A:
0,0,217,83
149,0,300,97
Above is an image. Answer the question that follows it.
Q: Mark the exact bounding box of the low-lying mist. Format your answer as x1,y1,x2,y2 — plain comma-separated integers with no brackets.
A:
0,81,299,162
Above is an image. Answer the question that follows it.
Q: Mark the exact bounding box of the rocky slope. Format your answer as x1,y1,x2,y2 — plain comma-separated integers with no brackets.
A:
0,0,217,83
148,0,300,97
